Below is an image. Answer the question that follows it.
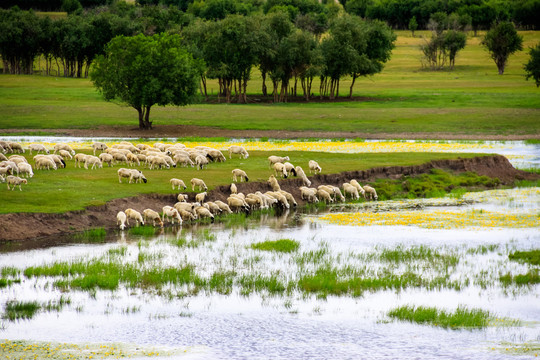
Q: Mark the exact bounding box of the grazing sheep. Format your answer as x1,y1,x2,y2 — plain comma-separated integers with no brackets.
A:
143,209,164,227
47,154,66,168
17,162,33,178
195,192,207,204
331,186,346,202
246,196,262,210
295,166,311,187
230,183,238,194
308,160,322,174
232,168,249,182
191,178,207,191
257,191,278,208
0,174,4,183
227,196,250,213
265,191,290,209
0,141,12,153
58,150,73,160
195,155,209,170
130,169,147,184
0,166,11,177
283,162,297,177
268,156,290,167
350,180,366,197
35,157,56,170
174,154,194,168
99,153,114,167
273,162,288,178
112,152,129,166
170,178,187,190
126,152,140,166
53,143,75,155
0,153,7,161
8,142,24,153
1,161,19,175
363,185,378,201
118,168,135,183
92,142,108,155
343,183,360,200
148,155,169,170
278,190,298,207
177,193,188,202
267,175,281,192
125,208,144,226
74,153,89,168
84,155,102,170
28,144,49,154
6,175,27,191
214,200,233,214
117,211,127,230
207,149,226,162
317,188,333,203
8,156,27,165
162,206,183,225
195,206,215,222
299,186,318,203
204,201,222,215
228,145,249,159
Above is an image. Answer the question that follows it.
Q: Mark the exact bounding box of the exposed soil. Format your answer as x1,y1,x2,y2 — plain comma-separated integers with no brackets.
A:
0,155,537,244
1,125,539,141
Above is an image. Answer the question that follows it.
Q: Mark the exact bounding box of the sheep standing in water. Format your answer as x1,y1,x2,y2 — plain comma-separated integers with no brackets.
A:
162,206,183,225
125,208,144,226
117,211,127,230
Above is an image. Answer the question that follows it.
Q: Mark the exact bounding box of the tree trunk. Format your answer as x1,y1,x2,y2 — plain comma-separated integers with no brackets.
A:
349,74,357,98
201,75,208,100
136,106,153,129
261,71,267,97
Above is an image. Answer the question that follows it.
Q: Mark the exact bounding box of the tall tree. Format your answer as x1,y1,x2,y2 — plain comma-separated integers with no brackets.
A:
524,43,540,87
90,33,199,129
482,21,523,75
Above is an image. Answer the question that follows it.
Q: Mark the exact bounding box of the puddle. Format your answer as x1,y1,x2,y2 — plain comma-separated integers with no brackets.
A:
1,188,539,359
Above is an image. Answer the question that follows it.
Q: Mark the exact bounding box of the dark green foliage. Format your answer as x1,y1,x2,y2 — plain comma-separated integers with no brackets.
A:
508,249,540,265
482,21,523,75
251,239,300,253
408,15,417,36
388,306,491,329
524,43,540,87
3,301,41,321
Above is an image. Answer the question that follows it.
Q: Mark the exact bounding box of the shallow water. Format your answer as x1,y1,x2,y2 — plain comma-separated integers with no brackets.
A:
1,188,539,359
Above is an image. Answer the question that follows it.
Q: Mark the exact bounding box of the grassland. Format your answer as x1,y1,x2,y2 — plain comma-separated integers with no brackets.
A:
0,31,539,137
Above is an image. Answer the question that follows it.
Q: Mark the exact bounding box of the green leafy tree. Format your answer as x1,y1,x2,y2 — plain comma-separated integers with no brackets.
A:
443,30,467,69
90,33,199,129
524,43,540,87
408,15,417,37
482,21,523,75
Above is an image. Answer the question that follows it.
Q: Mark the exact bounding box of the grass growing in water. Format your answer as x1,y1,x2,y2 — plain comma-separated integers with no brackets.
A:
74,227,106,242
508,249,540,265
128,225,157,237
3,301,41,321
499,270,540,287
251,239,300,253
388,305,491,329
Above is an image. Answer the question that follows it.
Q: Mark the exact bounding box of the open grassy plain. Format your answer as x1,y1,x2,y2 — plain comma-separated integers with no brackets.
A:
0,31,539,137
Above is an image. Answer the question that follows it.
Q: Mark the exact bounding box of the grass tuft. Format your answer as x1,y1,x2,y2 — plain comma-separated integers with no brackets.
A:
508,249,540,266
388,305,491,329
3,301,41,321
251,239,300,253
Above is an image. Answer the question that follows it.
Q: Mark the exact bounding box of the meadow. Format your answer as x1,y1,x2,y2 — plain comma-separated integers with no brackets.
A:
0,31,539,137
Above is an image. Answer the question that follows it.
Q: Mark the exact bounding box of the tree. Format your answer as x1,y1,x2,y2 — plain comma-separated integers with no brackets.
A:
408,16,417,37
524,43,540,87
90,33,199,129
482,21,523,75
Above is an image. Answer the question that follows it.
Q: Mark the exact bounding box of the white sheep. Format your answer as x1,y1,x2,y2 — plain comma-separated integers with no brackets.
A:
195,192,207,203
265,191,290,209
0,153,7,161
267,175,281,191
268,155,290,167
143,209,164,227
204,201,222,215
125,208,144,226
227,196,250,213
84,155,102,170
317,188,333,203
232,169,249,182
228,145,249,159
191,178,207,191
350,179,366,197
118,168,132,183
74,153,89,168
214,200,233,214
283,162,297,177
343,183,360,200
295,166,311,187
58,150,73,160
17,162,33,178
170,178,187,190
162,206,183,225
195,206,215,222
53,143,75,155
173,154,194,167
278,190,298,207
99,153,114,167
92,142,108,155
299,186,318,203
363,185,378,201
112,152,129,165
28,144,49,155
308,160,322,174
230,183,238,194
177,193,188,202
195,155,209,170
206,149,226,162
126,152,140,166
8,142,24,153
130,169,147,184
1,161,19,175
273,162,288,178
35,157,57,170
117,211,127,230
6,175,27,191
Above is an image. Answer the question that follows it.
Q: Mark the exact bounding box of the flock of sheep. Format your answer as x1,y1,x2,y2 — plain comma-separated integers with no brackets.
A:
0,139,379,231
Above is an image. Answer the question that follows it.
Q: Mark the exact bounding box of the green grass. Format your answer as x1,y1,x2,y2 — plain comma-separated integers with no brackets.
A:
500,270,540,287
387,305,491,329
0,150,486,214
0,31,539,137
250,239,300,253
3,301,41,321
73,227,107,242
508,249,540,266
128,225,158,237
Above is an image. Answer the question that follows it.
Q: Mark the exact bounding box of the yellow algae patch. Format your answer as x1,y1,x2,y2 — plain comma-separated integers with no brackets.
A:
319,210,540,229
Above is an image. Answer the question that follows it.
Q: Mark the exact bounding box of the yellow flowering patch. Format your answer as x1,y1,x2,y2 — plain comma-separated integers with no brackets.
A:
319,210,540,229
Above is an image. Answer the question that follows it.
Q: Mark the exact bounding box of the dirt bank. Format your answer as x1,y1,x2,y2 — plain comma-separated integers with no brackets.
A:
1,125,539,141
0,155,537,243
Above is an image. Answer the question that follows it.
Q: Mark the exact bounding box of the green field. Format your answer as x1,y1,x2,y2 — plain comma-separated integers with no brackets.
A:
0,150,484,214
0,31,539,137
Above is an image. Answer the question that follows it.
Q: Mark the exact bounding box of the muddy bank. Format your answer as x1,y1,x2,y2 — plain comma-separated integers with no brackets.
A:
0,155,537,243
1,125,539,141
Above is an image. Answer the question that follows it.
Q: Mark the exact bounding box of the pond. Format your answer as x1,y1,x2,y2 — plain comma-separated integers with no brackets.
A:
1,187,539,359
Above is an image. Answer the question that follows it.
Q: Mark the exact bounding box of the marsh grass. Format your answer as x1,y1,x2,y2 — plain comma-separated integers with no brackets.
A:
250,239,300,253
388,305,491,329
500,270,540,287
3,301,41,321
377,245,458,267
128,225,158,237
238,274,288,296
1,266,20,277
73,227,107,243
508,249,540,265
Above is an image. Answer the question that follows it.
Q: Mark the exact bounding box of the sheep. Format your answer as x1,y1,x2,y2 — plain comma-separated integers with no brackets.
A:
53,143,75,155
148,155,170,170
58,150,73,160
295,166,311,187
273,162,288,178
331,186,346,202
116,144,139,154
8,142,24,153
48,154,66,168
136,144,152,151
74,153,89,168
206,149,226,162
228,145,249,159
232,168,249,182
214,200,233,214
112,152,129,165
1,161,19,175
317,188,333,203
118,168,144,183
227,196,250,213
350,180,366,197
318,185,345,202
195,155,209,170
0,153,7,161
130,169,147,184
195,206,215,222
117,211,127,230
191,178,207,192
268,155,290,167
162,206,183,225
170,178,187,191
173,154,194,168
195,192,207,204
230,183,238,194
245,196,262,210
308,160,322,174
0,166,11,177
99,153,114,167
143,209,164,227
256,191,278,208
84,155,102,170
17,162,33,178
278,190,298,207
363,185,378,201
299,186,318,203
6,175,27,191
267,175,281,191
283,162,297,177
125,208,144,226
204,201,222,215
265,191,290,209
0,175,4,183
8,155,27,165
177,193,188,202
174,202,197,221
28,144,49,154
35,157,57,170
126,152,140,167
92,142,108,155
343,183,360,200
0,141,12,153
